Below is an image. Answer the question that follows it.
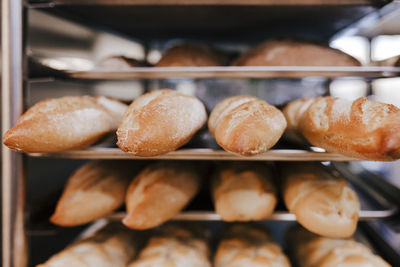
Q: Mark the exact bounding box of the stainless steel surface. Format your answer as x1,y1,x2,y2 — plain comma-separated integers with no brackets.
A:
66,66,400,79
106,209,397,221
28,148,360,161
2,1,27,267
28,0,389,6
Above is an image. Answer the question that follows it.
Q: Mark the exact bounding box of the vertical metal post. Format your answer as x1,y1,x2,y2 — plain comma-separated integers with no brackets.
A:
2,0,26,267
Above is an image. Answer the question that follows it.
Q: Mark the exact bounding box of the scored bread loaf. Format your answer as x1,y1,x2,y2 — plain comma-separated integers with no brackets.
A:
208,96,287,156
117,89,207,157
50,161,141,227
212,162,277,221
286,225,391,267
155,43,226,67
123,162,201,230
278,163,360,238
283,96,400,161
214,224,291,267
37,223,140,267
128,223,211,267
3,96,127,153
232,39,361,66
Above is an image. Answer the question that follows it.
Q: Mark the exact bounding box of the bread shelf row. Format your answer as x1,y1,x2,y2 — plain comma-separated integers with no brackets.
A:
28,148,359,161
62,66,400,80
107,209,398,221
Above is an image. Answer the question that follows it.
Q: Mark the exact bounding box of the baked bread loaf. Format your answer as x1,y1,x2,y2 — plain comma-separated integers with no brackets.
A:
214,224,291,267
212,162,277,221
51,161,141,226
278,163,360,238
3,96,127,153
283,96,400,161
128,223,211,267
232,39,361,66
155,43,225,67
37,223,139,267
117,89,207,157
287,225,391,267
208,96,287,156
123,162,201,230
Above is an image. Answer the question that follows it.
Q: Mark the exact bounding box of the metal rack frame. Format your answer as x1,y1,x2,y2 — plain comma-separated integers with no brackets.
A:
3,1,400,267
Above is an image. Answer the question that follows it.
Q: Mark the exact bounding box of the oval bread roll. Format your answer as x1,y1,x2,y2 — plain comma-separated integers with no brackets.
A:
3,96,127,153
123,162,201,230
212,163,277,221
214,224,291,267
155,43,225,67
278,163,360,238
128,223,211,267
287,225,391,267
232,39,361,66
50,161,140,227
37,223,139,267
208,96,287,156
117,89,207,157
283,96,400,161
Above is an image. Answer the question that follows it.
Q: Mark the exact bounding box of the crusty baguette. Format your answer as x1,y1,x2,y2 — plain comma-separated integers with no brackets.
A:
37,223,139,267
278,163,360,238
208,96,287,156
283,96,400,161
123,162,201,230
128,223,211,267
3,96,127,153
212,162,277,221
155,43,225,67
214,224,291,267
287,225,391,267
232,39,361,66
50,161,141,227
117,89,207,157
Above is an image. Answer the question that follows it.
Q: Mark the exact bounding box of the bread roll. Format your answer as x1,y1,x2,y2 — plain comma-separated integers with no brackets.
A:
123,162,201,230
117,89,207,157
232,39,361,66
37,223,139,267
128,223,211,267
51,161,141,226
3,96,127,153
283,96,400,161
155,43,225,67
287,225,391,267
212,162,277,221
214,224,291,267
278,163,359,238
208,96,287,156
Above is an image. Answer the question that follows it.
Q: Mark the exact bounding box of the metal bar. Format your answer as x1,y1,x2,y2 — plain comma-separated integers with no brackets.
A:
28,148,360,161
2,1,26,267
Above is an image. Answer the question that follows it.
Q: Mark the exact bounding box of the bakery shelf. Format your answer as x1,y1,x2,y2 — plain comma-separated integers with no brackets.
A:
64,66,400,80
28,0,390,6
107,209,397,221
28,147,359,161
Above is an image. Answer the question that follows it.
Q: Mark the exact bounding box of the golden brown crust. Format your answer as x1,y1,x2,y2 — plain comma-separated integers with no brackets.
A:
155,43,225,67
208,96,287,156
287,226,391,267
232,39,361,66
117,89,207,157
128,223,211,267
3,96,127,153
212,162,277,221
284,96,400,161
50,161,140,227
123,162,201,230
278,163,360,238
214,224,291,267
37,223,139,267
